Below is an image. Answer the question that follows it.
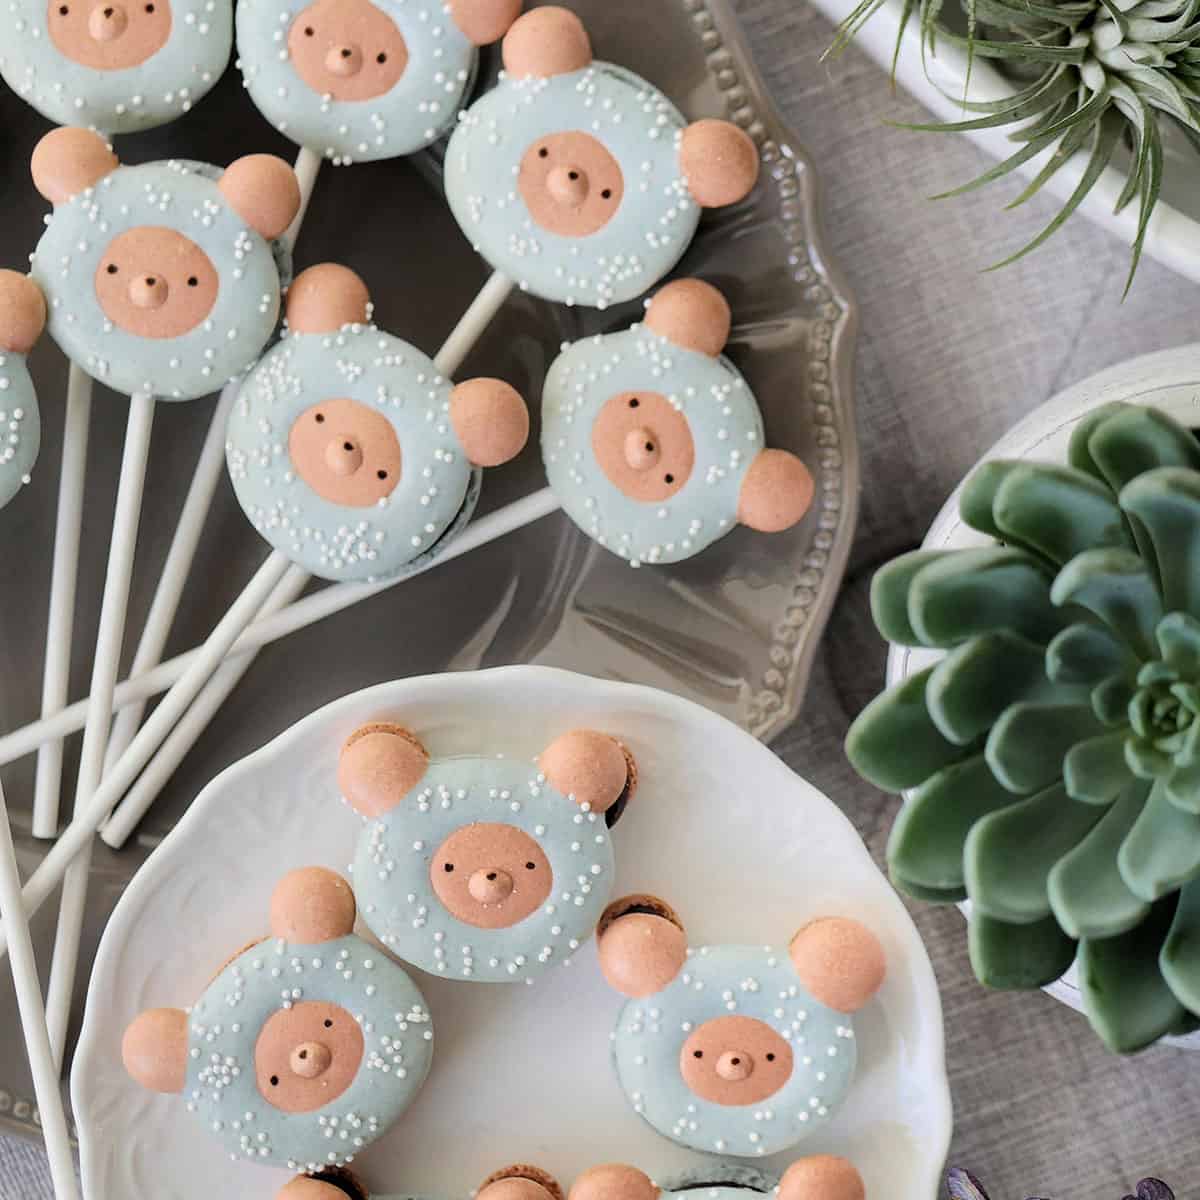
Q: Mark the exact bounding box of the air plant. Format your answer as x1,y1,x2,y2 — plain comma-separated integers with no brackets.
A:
827,0,1200,288
846,402,1200,1052
947,1167,1174,1200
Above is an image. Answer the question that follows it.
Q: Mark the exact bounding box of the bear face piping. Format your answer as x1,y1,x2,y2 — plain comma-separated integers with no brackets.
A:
0,0,232,132
596,897,885,1157
339,723,634,984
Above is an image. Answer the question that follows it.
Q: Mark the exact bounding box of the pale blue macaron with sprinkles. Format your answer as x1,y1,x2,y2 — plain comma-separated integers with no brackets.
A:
568,1159,866,1200
225,262,528,582
122,867,434,1175
0,0,231,133
0,271,45,508
595,895,886,1158
542,279,814,567
444,7,761,309
27,127,301,402
336,721,637,984
236,0,523,164
275,1160,571,1200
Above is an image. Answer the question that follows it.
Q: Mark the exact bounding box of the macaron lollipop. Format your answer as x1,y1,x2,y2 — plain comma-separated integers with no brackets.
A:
0,272,45,510
276,1163,564,1200
542,279,814,566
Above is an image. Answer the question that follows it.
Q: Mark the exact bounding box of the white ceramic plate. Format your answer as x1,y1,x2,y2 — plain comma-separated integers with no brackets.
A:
886,342,1200,1045
72,667,950,1200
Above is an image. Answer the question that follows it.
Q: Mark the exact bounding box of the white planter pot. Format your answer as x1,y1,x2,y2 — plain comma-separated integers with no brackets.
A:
807,0,1200,285
886,343,1200,1046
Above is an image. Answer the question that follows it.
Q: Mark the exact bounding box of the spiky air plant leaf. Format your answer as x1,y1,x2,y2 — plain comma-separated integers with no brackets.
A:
945,1168,1175,1200
846,403,1200,1052
826,0,1200,289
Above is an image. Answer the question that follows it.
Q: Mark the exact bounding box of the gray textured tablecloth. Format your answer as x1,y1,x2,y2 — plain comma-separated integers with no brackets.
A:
7,1,1200,1197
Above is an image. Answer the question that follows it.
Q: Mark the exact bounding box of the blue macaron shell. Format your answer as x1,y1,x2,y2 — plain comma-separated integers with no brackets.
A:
0,354,40,509
611,945,857,1157
351,754,616,984
31,159,283,401
236,0,477,163
541,326,763,566
444,63,698,308
184,933,433,1172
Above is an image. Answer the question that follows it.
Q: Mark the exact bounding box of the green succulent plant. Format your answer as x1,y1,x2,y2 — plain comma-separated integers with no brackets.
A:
828,0,1200,287
846,401,1200,1052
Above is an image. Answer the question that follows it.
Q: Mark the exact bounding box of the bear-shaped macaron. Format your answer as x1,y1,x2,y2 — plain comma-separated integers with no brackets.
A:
596,894,886,1157
541,279,814,566
121,867,434,1173
237,0,522,164
444,7,760,308
0,0,232,132
24,127,300,401
225,262,529,581
0,272,45,508
570,1160,866,1200
338,721,636,983
276,1161,565,1200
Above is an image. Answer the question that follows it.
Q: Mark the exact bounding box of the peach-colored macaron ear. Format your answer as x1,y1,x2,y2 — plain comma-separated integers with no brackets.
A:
269,866,357,943
643,279,731,357
31,126,119,206
219,153,302,241
276,1180,355,1200
286,264,372,335
0,271,47,355
338,721,430,817
539,730,636,814
449,378,530,467
737,449,814,534
449,0,522,45
789,916,886,1014
679,119,759,208
778,1156,865,1200
121,1007,189,1094
569,1165,660,1200
478,1165,564,1200
596,895,688,998
502,6,591,77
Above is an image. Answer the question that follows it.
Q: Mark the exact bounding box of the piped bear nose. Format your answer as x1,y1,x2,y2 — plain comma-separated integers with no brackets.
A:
547,165,589,208
88,2,127,39
716,1050,754,1081
289,1041,333,1080
325,435,364,476
624,427,660,471
325,43,363,76
468,867,514,905
129,274,168,310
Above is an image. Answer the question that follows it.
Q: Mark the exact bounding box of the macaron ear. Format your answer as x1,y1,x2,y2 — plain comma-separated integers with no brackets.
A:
501,6,591,77
286,264,373,335
569,1165,660,1200
643,280,731,357
219,153,302,241
31,126,119,206
679,119,760,208
449,0,523,45
0,271,47,356
449,378,530,467
478,1165,564,1200
121,1007,189,1093
737,449,814,534
269,867,357,943
276,1180,357,1200
596,894,688,998
338,721,430,817
778,1157,865,1200
539,730,637,815
789,917,886,1014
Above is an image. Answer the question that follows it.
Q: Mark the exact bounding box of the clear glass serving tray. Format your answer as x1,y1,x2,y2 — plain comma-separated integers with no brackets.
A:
0,0,858,1141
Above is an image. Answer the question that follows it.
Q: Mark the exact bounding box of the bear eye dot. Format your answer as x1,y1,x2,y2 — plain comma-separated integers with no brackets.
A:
602,189,613,199
187,276,198,287
377,469,388,480
628,397,639,408
525,861,536,870
106,264,118,275
664,473,675,484
538,147,549,158
269,1075,279,1086
377,51,387,63
324,1019,333,1028
315,413,325,423
443,863,454,872
145,3,154,11
766,1053,775,1061
58,4,68,13
304,24,313,34
693,1050,703,1059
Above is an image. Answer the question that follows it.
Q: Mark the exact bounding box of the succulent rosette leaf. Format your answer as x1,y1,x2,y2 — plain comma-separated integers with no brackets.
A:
847,402,1200,1051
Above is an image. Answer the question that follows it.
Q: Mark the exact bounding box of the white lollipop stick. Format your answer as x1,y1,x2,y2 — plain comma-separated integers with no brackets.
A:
0,488,559,964
101,147,321,777
44,390,155,1068
0,779,80,1200
31,365,91,838
433,270,514,378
